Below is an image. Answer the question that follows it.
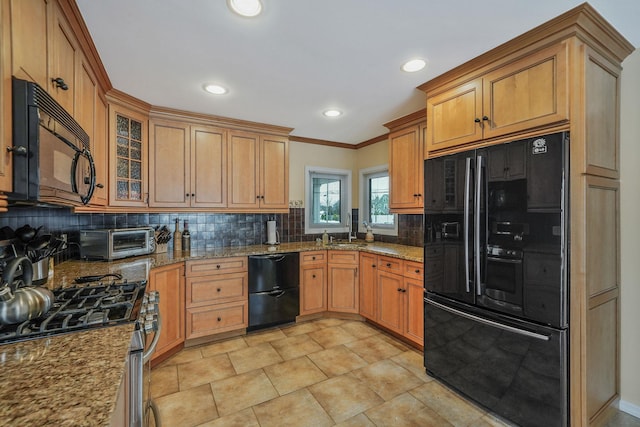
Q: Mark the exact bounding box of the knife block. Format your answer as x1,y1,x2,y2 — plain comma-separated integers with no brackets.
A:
154,232,168,254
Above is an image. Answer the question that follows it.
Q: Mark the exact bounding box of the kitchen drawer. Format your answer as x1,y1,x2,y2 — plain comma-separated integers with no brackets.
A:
378,255,404,275
404,260,424,280
524,253,561,284
300,250,327,265
186,300,248,339
327,250,359,265
186,257,248,277
186,272,248,308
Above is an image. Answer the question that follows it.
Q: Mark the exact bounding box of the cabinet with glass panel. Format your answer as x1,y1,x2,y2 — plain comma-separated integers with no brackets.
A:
107,91,150,207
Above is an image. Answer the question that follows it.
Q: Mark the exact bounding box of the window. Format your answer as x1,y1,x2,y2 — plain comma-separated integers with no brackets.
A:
359,165,397,236
305,166,351,234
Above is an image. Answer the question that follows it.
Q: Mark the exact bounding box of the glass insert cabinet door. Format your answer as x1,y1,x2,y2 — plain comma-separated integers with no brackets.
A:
115,113,144,203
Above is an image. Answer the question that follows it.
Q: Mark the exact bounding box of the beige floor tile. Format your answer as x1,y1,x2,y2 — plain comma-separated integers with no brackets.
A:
200,337,248,358
339,320,380,339
263,356,328,395
308,325,358,348
365,392,454,427
178,353,236,390
243,328,287,346
159,346,203,366
227,342,283,374
154,383,218,427
411,381,486,427
391,349,432,381
468,414,514,427
307,345,368,377
352,359,425,401
313,317,346,329
195,408,260,427
334,413,377,427
344,334,405,363
210,370,278,416
270,333,324,360
280,321,321,337
150,364,179,398
252,388,334,427
309,374,384,423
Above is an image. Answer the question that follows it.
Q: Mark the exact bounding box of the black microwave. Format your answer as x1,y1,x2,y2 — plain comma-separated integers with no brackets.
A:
8,77,96,206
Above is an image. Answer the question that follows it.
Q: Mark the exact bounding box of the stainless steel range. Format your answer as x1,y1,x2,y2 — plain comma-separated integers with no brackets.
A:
0,279,162,426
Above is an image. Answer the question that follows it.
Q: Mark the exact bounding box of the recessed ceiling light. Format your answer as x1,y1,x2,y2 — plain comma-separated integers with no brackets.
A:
228,0,262,17
203,84,228,95
323,109,342,117
401,58,427,72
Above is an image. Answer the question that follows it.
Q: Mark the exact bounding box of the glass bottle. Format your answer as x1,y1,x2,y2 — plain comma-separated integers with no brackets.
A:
182,220,191,253
173,218,182,252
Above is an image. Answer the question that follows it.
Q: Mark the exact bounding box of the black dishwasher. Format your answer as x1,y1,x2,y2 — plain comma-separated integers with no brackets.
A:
248,252,300,331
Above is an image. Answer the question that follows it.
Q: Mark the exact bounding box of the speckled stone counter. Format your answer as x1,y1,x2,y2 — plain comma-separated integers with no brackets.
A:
0,241,422,426
0,323,134,426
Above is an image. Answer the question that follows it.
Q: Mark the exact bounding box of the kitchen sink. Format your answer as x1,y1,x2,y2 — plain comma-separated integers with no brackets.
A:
326,241,368,249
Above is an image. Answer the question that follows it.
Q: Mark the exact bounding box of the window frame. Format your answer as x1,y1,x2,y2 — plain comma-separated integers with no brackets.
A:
358,164,398,236
304,166,352,234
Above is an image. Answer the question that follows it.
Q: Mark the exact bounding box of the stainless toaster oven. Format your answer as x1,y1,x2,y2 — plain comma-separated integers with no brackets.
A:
79,227,156,260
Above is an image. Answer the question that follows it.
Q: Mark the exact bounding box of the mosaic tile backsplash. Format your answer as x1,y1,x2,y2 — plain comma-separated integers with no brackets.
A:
0,207,423,257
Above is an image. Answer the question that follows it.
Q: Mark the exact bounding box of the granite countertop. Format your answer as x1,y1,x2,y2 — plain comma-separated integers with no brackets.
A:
0,323,134,426
0,241,422,426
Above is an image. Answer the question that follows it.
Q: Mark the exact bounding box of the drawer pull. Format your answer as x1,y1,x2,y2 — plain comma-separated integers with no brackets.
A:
415,269,420,274
386,263,392,267
216,288,221,292
216,265,221,269
312,256,316,260
312,274,316,278
372,264,376,268
217,317,221,322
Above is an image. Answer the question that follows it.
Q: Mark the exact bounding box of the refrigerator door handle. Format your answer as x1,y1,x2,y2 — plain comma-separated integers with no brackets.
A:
464,157,472,293
425,298,551,341
475,155,483,296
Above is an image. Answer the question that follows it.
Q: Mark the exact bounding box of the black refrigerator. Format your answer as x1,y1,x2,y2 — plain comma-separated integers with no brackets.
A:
423,132,569,427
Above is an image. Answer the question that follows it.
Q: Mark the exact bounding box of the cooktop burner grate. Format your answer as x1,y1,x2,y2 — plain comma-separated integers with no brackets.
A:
0,280,147,344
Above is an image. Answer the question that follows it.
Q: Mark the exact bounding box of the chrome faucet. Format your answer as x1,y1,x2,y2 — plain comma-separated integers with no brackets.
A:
347,213,356,242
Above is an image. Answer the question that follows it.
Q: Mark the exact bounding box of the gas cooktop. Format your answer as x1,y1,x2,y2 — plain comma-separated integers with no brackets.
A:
0,280,147,344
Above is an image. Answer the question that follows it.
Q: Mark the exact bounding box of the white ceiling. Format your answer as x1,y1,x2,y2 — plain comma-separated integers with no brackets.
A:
76,1,638,145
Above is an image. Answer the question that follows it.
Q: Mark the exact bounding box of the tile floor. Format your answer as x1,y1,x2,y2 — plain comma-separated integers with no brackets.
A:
148,318,640,427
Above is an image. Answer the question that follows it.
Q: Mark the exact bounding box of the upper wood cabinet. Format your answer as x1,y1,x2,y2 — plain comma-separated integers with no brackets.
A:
149,119,227,208
424,42,569,154
385,112,425,214
91,91,109,205
108,98,149,207
48,0,77,113
0,0,12,194
9,0,49,89
228,130,289,211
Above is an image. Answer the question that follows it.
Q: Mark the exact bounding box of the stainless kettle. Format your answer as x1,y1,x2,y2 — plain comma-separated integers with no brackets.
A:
0,256,54,325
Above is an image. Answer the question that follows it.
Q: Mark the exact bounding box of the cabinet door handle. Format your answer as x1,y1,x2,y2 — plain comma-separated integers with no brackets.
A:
312,274,316,278
216,265,221,269
186,193,190,197
372,264,376,268
482,116,489,121
474,118,481,123
216,288,221,292
402,289,407,293
217,317,221,322
397,288,402,292
191,193,195,197
52,77,68,90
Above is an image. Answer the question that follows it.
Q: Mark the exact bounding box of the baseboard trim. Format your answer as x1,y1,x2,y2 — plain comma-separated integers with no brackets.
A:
620,400,640,418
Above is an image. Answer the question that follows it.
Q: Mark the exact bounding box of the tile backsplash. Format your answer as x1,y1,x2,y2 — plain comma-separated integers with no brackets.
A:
0,206,423,255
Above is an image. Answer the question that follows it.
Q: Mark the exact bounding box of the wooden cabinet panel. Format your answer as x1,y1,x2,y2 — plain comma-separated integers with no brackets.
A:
483,42,568,140
260,135,289,210
300,264,327,315
328,250,359,265
148,263,185,363
191,126,226,207
148,120,189,207
359,253,377,320
378,255,403,275
0,1,12,194
328,263,358,313
186,300,248,339
228,130,259,209
426,79,483,152
300,250,327,265
48,1,77,113
186,273,248,308
389,124,423,211
404,277,424,346
377,270,404,335
404,261,424,281
91,92,108,205
186,257,247,276
10,0,49,88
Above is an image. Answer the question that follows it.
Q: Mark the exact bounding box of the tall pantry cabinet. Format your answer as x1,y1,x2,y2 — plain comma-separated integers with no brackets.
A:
418,4,633,426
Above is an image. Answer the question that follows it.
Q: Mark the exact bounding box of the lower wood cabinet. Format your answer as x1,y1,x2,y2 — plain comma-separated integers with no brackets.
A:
185,257,248,340
148,263,185,364
299,250,328,315
327,250,359,313
360,254,424,347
